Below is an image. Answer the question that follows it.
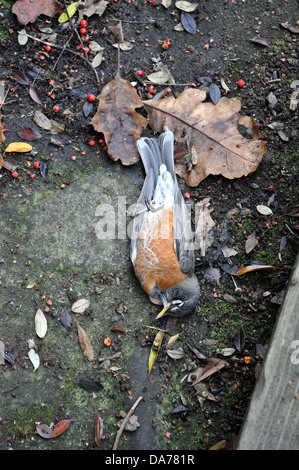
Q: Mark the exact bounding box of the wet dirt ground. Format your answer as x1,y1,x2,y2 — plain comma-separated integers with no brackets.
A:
0,0,298,451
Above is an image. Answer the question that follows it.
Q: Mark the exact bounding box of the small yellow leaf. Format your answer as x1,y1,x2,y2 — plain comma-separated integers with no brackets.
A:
148,330,164,378
5,142,33,153
26,282,36,289
58,2,79,23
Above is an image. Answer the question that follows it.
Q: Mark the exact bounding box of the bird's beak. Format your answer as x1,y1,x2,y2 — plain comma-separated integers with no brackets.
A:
155,303,171,320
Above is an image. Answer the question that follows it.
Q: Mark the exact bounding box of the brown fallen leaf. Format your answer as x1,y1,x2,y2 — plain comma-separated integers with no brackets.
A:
280,22,299,34
17,127,42,141
94,416,104,448
36,423,53,439
191,359,229,386
237,265,281,275
29,84,43,105
51,419,71,438
91,58,148,165
12,0,61,25
144,89,266,186
76,323,94,361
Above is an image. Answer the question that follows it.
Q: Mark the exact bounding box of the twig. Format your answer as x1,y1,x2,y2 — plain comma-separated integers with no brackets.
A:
112,396,143,450
98,351,122,363
52,31,74,72
286,223,299,240
23,33,99,82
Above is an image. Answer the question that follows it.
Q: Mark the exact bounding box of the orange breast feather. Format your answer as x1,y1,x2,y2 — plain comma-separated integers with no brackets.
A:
133,208,186,295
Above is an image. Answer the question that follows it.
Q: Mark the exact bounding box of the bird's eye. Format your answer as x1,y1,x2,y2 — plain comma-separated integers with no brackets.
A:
171,300,184,311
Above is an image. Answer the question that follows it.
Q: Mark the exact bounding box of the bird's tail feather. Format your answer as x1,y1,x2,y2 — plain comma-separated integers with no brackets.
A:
137,131,175,181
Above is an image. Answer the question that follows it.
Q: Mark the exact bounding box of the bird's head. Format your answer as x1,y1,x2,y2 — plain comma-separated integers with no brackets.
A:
155,275,200,319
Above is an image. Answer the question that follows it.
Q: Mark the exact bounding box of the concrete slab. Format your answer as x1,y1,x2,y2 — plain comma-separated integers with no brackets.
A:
237,253,299,450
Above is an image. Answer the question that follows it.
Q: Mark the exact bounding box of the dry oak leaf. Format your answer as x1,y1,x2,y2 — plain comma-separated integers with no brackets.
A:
12,0,60,25
144,88,266,186
92,73,148,165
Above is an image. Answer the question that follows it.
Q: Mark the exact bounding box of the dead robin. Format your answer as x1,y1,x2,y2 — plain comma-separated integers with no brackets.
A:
130,131,200,319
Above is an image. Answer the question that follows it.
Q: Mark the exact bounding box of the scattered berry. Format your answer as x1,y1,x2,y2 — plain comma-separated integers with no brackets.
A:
70,155,76,161
87,93,95,102
165,432,171,439
237,79,245,87
243,356,252,365
152,0,160,5
89,140,96,146
137,70,143,76
266,185,275,191
80,27,87,35
83,35,90,41
39,55,45,60
80,19,87,27
49,94,55,99
104,337,112,347
45,45,51,52
29,173,35,179
44,307,50,313
34,161,40,169
76,44,82,50
61,184,66,189
53,105,60,112
84,46,90,54
12,170,18,178
148,85,156,94
46,299,52,305
161,38,171,49
49,79,55,85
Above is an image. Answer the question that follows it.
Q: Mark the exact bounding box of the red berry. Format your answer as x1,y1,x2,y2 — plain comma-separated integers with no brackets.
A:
87,93,95,102
148,85,156,94
70,156,76,161
80,19,87,27
49,79,55,85
237,79,245,87
12,170,18,178
83,35,90,41
49,94,55,99
29,173,35,179
84,46,90,54
44,307,50,313
34,161,40,169
266,185,275,191
39,55,45,60
165,432,170,439
80,27,87,35
76,44,82,50
137,70,143,76
89,140,96,146
61,184,66,189
53,105,60,112
45,45,51,52
46,299,52,305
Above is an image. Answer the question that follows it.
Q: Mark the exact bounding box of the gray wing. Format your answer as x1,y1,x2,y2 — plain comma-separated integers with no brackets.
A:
173,184,195,275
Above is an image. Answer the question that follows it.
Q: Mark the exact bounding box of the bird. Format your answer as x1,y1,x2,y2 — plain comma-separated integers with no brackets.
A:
130,131,200,320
